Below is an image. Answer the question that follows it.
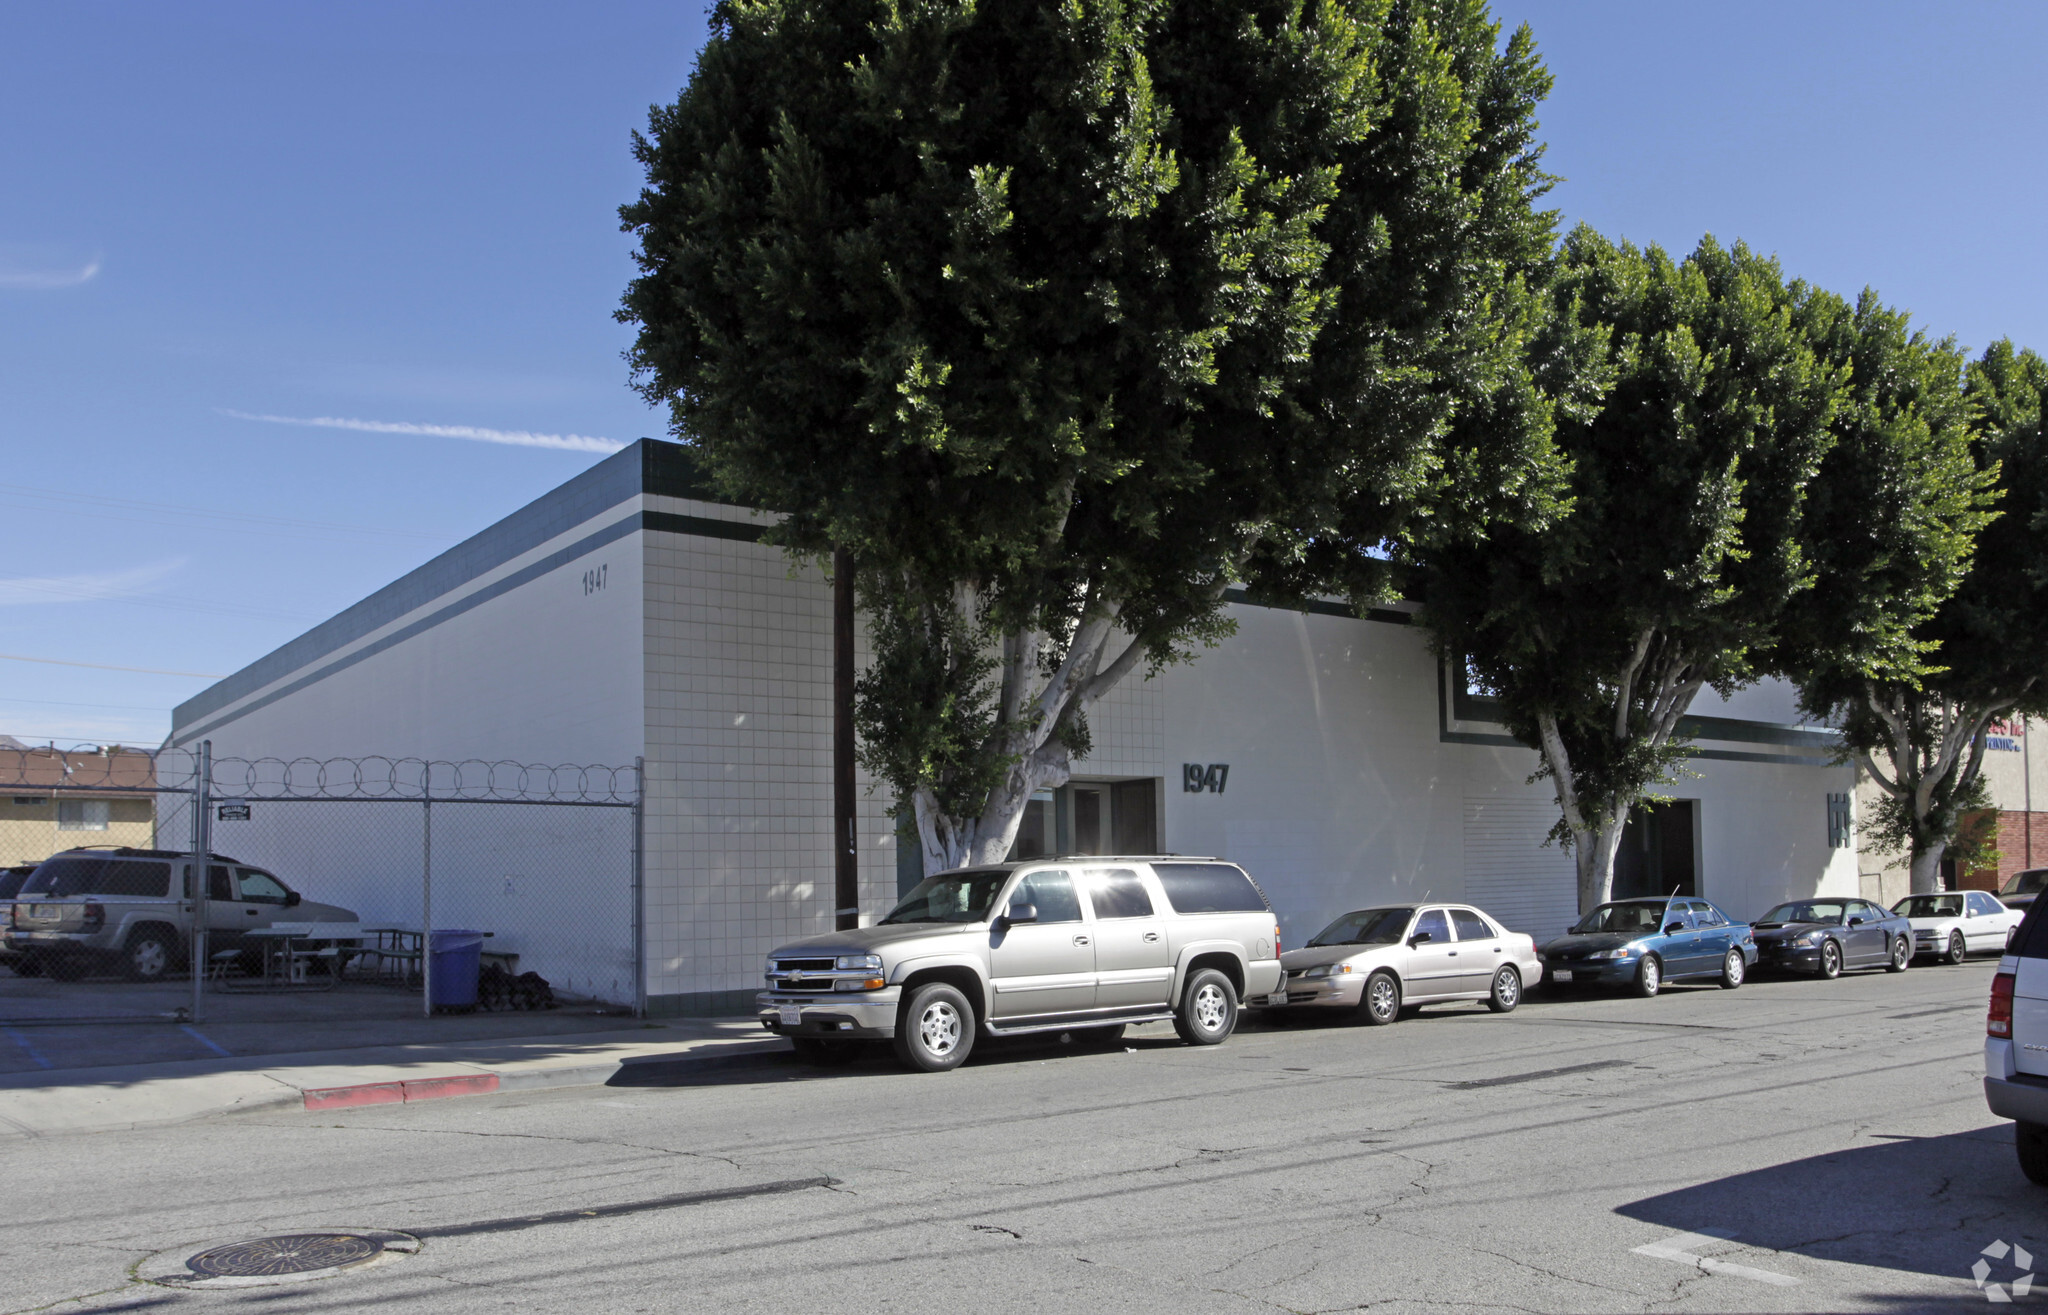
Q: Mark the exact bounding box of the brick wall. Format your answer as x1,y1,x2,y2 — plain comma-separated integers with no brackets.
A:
1960,808,2048,892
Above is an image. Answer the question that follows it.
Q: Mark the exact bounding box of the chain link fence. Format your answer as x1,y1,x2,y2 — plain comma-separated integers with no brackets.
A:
1,742,641,1030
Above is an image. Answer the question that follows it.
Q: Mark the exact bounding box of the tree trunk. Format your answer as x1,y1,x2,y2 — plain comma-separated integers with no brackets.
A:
1571,806,1629,915
907,603,1148,876
1908,839,1947,896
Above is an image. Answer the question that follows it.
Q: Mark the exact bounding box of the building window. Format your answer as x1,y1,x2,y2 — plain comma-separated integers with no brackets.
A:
57,799,110,831
1826,792,1852,849
12,796,47,806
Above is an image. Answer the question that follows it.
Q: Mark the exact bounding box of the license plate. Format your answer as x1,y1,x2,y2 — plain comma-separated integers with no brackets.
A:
1264,991,1288,1007
1550,970,1572,983
778,1005,802,1027
32,905,61,920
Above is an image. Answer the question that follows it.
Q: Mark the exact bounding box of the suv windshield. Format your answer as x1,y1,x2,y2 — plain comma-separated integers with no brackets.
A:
1760,901,1846,924
881,869,1013,925
1895,895,1966,918
2003,870,2048,896
1572,902,1668,935
1308,908,1413,947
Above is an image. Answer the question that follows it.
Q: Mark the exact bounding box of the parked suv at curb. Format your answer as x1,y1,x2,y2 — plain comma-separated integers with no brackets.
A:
5,847,358,982
757,857,1284,1072
1987,897,2048,1185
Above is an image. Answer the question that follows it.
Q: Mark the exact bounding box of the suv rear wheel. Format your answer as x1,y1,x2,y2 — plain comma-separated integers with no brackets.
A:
2018,1121,2048,1187
124,927,177,982
1174,968,1238,1045
893,982,974,1072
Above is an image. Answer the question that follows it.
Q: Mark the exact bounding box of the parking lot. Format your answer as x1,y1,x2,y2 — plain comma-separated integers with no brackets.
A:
1,956,2032,1314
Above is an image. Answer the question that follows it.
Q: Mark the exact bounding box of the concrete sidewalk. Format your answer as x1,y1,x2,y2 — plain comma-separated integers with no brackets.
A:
0,1017,781,1138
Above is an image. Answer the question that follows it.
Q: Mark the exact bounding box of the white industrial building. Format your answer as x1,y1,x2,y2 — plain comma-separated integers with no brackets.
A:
169,439,1859,1016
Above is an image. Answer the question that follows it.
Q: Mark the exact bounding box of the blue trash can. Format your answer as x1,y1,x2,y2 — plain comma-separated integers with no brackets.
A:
428,930,486,1010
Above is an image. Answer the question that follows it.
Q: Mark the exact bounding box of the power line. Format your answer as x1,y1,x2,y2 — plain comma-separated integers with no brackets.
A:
0,651,224,678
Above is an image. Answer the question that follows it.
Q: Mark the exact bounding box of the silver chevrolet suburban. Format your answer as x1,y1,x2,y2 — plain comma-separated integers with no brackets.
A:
1987,896,2048,1184
757,857,1284,1071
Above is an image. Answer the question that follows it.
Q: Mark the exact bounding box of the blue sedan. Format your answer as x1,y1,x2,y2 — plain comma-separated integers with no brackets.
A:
1537,897,1758,997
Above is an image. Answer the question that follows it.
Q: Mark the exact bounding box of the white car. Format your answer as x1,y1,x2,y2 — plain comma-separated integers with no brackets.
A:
1893,890,2023,964
1268,903,1543,1024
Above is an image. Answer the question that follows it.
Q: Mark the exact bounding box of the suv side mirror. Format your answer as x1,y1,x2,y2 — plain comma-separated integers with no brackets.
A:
1407,930,1432,947
1003,902,1037,926
284,890,302,908
1665,922,1686,936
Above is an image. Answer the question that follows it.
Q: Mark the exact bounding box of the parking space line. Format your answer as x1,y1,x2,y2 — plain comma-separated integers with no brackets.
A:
1633,1229,1800,1286
179,1025,232,1058
2,1026,54,1070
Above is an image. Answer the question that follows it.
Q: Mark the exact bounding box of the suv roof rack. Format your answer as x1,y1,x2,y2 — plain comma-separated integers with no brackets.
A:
50,845,246,864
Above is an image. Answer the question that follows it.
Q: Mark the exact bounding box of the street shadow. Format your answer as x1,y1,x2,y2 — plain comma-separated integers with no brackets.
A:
607,1028,1147,1089
1616,1127,2043,1290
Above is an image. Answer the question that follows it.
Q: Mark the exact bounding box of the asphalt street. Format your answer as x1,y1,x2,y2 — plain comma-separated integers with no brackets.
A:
3,958,2035,1315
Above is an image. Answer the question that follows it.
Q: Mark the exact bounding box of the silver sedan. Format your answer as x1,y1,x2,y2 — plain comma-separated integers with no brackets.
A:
1267,903,1544,1025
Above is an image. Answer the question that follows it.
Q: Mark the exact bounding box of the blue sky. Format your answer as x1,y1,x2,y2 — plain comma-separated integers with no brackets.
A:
1,1,2042,749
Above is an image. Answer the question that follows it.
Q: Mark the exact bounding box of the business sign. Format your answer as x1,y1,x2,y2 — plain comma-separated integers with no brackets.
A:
1988,718,2027,753
216,799,251,822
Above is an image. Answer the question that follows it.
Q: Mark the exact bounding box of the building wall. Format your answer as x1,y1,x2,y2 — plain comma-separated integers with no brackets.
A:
1151,602,1859,947
167,439,1868,1015
639,491,897,1016
165,455,649,1002
0,794,155,866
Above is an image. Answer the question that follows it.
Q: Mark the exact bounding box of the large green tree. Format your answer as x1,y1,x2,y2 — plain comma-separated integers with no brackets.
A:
1419,227,1858,913
621,0,1564,874
1797,340,2047,894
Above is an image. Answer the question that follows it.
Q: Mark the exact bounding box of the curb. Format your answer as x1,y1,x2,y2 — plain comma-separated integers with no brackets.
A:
296,1038,789,1111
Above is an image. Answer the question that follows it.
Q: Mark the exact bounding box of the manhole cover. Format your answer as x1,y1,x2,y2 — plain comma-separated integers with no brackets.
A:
139,1228,419,1289
187,1233,383,1277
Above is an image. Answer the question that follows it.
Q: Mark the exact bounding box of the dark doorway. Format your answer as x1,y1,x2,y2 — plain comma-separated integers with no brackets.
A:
1611,800,1697,900
1111,780,1157,853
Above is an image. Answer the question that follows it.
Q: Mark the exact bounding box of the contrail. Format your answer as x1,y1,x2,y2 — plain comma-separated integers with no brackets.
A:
222,410,625,454
0,259,100,289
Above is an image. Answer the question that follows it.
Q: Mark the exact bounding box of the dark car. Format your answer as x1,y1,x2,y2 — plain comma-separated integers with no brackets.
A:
1751,897,1911,978
2001,869,2048,914
1538,897,1757,997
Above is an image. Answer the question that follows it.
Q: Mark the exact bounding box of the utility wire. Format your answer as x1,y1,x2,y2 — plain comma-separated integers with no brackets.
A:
0,651,224,678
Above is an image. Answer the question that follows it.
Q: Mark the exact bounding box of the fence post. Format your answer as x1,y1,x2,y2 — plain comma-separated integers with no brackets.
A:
632,756,646,1019
188,741,211,1024
421,791,433,1019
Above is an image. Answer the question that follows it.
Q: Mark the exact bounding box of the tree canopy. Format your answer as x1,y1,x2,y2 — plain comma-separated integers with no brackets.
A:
1419,227,1850,911
1797,339,2047,892
622,0,1569,872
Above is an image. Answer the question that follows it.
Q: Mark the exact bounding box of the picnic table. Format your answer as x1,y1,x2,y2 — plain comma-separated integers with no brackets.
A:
220,922,362,991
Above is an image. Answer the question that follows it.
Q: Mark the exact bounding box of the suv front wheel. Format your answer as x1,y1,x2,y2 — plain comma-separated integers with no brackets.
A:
893,982,974,1072
1174,968,1238,1045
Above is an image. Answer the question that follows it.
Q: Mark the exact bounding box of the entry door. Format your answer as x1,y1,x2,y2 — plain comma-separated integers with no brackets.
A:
1085,867,1174,1010
1400,908,1463,1000
988,870,1095,1021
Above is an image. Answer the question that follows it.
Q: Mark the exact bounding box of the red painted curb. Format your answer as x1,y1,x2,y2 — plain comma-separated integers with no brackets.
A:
304,1081,405,1110
302,1072,500,1110
403,1073,499,1101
